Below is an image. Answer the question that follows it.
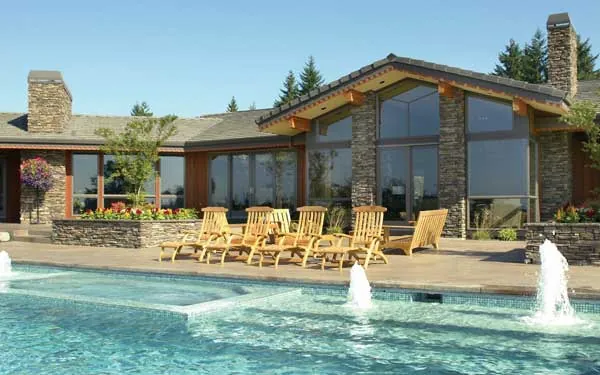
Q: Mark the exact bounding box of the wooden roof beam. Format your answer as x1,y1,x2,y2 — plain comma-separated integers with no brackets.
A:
289,116,311,132
344,89,365,106
437,81,455,98
512,98,528,117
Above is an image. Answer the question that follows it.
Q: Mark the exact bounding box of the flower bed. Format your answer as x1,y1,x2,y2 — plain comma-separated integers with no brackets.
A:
52,219,201,248
80,202,198,221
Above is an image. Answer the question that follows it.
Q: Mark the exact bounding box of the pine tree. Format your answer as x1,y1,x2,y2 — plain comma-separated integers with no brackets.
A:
248,101,257,110
577,34,600,80
523,29,548,84
493,39,525,80
273,71,300,107
299,56,325,95
130,101,153,117
226,96,239,112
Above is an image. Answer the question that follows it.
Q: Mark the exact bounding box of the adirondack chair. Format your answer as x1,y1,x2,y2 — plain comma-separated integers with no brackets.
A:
249,206,327,268
384,209,448,256
159,207,229,262
312,206,387,271
201,206,274,265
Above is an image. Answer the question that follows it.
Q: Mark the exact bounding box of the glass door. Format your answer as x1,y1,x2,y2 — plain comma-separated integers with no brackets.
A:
231,154,251,221
379,148,409,221
412,146,439,219
0,159,5,220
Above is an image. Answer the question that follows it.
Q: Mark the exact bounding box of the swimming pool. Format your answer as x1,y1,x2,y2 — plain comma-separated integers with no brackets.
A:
1,266,599,374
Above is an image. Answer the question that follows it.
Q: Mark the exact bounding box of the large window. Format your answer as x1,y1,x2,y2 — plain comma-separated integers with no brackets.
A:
467,95,536,228
377,82,440,221
208,150,297,220
307,108,352,206
71,153,185,214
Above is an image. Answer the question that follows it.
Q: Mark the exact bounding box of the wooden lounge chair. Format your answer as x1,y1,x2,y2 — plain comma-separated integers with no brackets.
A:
312,206,387,271
249,206,327,268
159,207,229,262
201,206,273,265
384,209,448,256
270,208,292,236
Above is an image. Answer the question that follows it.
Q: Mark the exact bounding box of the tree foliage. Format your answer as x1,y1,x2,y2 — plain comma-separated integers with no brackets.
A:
299,55,325,95
130,101,153,117
248,101,257,110
577,35,600,80
226,96,239,112
95,115,177,207
562,100,600,169
273,70,300,107
493,39,524,80
522,29,548,84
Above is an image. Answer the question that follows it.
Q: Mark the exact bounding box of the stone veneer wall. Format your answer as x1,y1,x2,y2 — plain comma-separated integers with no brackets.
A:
525,223,600,265
351,92,377,207
52,220,201,248
547,22,578,98
28,79,72,133
438,89,467,238
20,150,67,224
538,132,572,220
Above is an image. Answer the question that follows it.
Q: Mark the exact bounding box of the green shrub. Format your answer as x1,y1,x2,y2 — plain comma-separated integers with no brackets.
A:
497,228,518,241
472,230,491,240
326,206,347,234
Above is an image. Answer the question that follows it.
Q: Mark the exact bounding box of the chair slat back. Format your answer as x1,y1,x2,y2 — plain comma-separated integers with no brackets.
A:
244,206,274,243
200,207,229,236
271,209,291,235
411,209,448,248
351,206,387,247
295,206,327,243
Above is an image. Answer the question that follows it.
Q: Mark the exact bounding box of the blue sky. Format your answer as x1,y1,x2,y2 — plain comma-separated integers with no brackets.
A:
0,0,598,117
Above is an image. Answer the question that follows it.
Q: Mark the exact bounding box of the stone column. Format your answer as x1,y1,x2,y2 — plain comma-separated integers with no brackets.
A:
351,92,377,208
20,150,67,224
547,13,577,98
538,132,572,220
438,89,467,238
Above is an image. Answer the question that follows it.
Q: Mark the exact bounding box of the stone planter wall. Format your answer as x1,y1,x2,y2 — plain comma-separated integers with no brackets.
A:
525,223,600,265
52,219,201,248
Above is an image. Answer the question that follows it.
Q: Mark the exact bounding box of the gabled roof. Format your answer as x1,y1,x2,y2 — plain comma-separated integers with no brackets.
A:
0,109,278,149
576,79,600,107
257,53,570,127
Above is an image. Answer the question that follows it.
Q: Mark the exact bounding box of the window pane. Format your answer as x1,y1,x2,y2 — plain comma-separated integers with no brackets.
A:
160,156,184,196
72,197,97,215
409,93,439,136
308,148,351,201
274,151,297,210
255,153,274,206
209,155,228,207
161,197,184,209
380,85,439,139
379,148,408,220
104,155,155,195
413,146,439,217
469,198,527,228
317,114,352,142
467,96,513,133
468,139,528,196
73,154,98,194
231,154,250,215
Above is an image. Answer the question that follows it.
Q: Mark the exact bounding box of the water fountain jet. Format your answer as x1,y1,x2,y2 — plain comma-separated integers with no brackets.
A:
347,262,372,309
0,250,11,278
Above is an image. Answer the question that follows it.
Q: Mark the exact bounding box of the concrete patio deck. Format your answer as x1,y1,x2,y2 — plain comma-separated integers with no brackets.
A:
2,238,600,298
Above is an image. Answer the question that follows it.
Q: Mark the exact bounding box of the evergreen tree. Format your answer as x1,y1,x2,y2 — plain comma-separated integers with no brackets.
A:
248,101,257,110
577,34,600,80
273,71,300,107
523,29,548,84
130,101,153,117
299,55,325,95
493,39,525,80
226,96,239,112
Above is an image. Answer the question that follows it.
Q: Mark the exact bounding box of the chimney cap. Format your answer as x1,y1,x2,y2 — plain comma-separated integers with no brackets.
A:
547,12,571,29
28,70,64,82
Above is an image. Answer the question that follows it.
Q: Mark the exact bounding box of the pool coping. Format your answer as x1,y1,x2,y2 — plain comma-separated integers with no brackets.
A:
13,259,600,301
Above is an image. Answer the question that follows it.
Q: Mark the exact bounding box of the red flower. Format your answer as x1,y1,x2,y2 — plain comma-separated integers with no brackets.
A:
586,209,596,218
135,209,142,215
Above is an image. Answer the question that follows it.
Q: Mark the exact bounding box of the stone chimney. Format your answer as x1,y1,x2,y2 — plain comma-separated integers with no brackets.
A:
27,70,72,133
546,12,578,98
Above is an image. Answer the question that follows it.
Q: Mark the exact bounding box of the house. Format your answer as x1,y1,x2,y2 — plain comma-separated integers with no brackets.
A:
0,12,598,238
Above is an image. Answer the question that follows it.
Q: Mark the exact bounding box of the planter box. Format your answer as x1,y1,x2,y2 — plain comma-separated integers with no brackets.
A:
52,219,201,248
525,222,600,265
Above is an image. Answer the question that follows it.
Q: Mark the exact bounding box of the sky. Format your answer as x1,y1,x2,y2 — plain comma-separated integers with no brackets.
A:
0,0,599,118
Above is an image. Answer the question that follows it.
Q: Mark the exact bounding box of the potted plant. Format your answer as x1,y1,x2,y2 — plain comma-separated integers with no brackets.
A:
20,157,53,223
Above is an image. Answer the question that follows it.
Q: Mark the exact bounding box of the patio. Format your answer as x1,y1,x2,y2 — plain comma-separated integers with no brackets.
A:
3,238,600,298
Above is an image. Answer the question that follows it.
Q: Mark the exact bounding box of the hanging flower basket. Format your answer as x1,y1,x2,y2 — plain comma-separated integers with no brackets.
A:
20,157,53,223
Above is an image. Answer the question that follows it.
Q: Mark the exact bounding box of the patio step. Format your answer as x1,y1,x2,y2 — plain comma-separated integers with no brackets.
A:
11,234,52,244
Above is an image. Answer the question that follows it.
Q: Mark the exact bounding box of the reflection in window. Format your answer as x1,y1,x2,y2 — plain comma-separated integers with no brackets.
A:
469,198,527,228
379,148,408,220
232,155,250,215
412,146,439,216
160,156,184,208
72,154,98,214
103,155,155,205
380,85,439,138
308,148,352,203
467,96,513,133
316,110,352,142
209,155,229,207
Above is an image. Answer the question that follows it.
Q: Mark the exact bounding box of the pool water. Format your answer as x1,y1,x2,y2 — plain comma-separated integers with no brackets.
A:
1,267,599,374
